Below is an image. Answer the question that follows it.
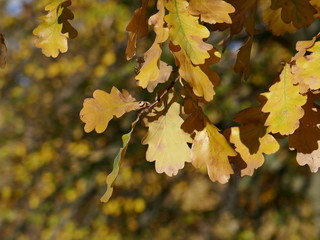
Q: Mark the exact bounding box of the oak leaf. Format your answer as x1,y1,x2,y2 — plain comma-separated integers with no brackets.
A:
188,0,235,24
80,87,142,133
228,127,279,176
0,34,7,69
172,47,217,101
262,0,297,36
261,64,307,135
33,0,77,58
146,61,172,92
142,102,192,176
125,0,149,60
135,0,169,89
191,122,237,184
289,93,320,172
292,51,320,94
270,0,316,28
164,0,212,65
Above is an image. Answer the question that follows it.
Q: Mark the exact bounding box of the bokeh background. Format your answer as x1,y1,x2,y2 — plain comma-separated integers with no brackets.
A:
0,0,320,239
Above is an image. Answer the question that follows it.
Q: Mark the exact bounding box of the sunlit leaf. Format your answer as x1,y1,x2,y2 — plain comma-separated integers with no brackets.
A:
191,121,237,184
80,87,142,133
146,61,172,92
188,0,235,24
33,0,77,58
261,64,307,135
165,0,212,65
142,102,192,176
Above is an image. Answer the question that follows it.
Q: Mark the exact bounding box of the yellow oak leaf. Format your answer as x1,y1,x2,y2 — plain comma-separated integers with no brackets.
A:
188,0,235,24
292,51,320,94
146,61,172,92
80,87,142,133
33,0,77,58
125,0,149,60
261,0,297,36
270,0,316,28
191,122,237,184
261,64,307,135
289,94,320,172
164,0,212,65
0,34,7,69
172,47,215,101
135,0,169,89
142,102,192,176
292,33,320,60
228,127,279,176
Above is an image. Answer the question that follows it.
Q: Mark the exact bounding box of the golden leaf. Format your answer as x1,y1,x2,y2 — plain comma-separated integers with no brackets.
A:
188,0,235,24
80,87,142,133
142,102,192,176
191,122,237,184
164,0,212,65
33,0,77,58
261,64,307,135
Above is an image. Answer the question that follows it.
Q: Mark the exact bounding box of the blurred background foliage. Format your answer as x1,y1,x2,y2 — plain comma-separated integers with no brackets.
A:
0,0,320,239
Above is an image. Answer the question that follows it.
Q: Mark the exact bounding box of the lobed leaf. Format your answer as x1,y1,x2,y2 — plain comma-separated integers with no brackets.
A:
261,64,307,135
270,0,316,28
191,122,237,184
142,102,192,176
164,0,212,65
188,0,235,24
33,0,77,58
80,87,142,133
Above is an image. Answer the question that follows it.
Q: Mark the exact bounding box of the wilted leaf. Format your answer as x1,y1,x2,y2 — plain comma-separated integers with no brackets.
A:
188,0,235,24
228,127,279,176
270,0,316,28
100,119,139,203
135,0,169,89
191,121,237,184
261,64,307,135
165,0,212,65
142,102,192,176
125,0,149,60
0,34,7,68
289,93,320,172
33,0,77,58
80,87,142,133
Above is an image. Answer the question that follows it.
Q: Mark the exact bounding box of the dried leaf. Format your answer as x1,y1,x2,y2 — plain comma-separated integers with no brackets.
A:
262,0,297,36
228,127,279,176
80,87,142,133
289,93,320,172
270,0,316,28
33,0,77,58
165,0,212,65
188,0,235,24
261,64,307,135
0,34,7,69
142,102,192,176
125,0,149,60
191,122,237,184
181,98,206,134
